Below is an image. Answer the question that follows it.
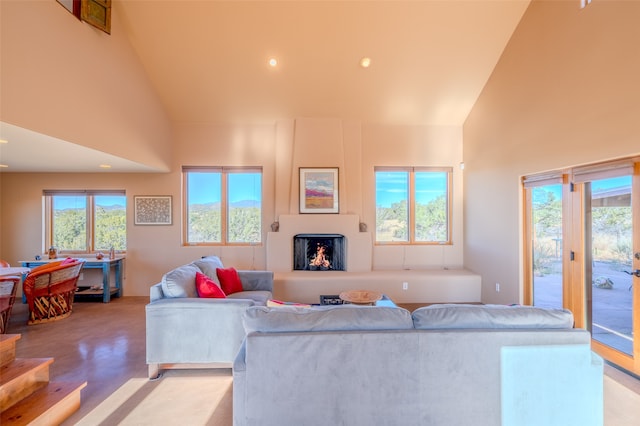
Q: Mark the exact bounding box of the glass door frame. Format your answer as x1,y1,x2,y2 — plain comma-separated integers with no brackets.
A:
587,162,640,373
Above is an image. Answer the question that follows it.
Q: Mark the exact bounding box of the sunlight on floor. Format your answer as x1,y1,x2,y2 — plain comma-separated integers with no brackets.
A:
604,375,640,426
75,370,233,425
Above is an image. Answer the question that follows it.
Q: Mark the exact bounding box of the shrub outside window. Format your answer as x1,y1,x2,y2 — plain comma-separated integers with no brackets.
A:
375,167,451,244
183,167,262,245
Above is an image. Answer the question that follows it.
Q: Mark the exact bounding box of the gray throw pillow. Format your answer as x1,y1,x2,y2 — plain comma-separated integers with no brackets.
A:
412,304,574,329
191,256,224,287
161,264,200,298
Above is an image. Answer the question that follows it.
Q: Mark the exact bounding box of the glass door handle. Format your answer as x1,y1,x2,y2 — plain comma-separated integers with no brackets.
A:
623,269,640,277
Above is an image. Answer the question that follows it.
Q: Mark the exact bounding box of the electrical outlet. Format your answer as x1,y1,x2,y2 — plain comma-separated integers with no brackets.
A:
402,282,408,290
79,273,84,281
495,283,500,292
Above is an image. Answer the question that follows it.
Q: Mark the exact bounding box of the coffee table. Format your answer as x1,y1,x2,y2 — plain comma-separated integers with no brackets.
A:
320,292,396,307
339,289,382,305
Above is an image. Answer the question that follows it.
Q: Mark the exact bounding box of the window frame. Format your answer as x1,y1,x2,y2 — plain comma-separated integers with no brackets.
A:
374,166,453,245
43,189,127,254
182,166,263,246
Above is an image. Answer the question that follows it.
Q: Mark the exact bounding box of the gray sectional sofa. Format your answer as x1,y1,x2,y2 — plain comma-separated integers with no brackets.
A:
233,304,603,426
145,256,273,379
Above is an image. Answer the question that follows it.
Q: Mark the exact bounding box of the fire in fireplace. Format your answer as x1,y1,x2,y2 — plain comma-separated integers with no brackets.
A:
293,234,346,271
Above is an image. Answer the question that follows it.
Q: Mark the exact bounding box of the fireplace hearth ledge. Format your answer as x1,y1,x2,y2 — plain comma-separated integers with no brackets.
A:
272,269,481,305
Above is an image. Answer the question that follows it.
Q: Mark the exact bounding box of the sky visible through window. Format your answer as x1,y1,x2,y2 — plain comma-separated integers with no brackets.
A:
376,171,446,207
532,176,631,204
188,172,261,205
54,195,125,210
51,175,630,210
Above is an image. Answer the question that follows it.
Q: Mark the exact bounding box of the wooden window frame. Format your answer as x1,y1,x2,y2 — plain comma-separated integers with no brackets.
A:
375,166,453,245
44,190,126,254
182,166,263,246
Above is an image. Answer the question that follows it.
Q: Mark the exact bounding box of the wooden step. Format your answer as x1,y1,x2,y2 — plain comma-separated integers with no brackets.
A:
0,335,21,368
1,381,87,426
0,358,53,411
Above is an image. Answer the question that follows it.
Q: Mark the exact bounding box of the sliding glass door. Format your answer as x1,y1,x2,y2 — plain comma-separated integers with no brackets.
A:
585,176,634,355
524,159,640,374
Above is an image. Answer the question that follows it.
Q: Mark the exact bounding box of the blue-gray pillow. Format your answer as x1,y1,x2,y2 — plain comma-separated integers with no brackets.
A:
192,256,224,287
412,304,574,330
243,305,414,334
161,264,200,298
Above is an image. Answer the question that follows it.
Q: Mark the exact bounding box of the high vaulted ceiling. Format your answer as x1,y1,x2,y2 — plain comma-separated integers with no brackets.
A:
0,0,531,172
118,0,530,126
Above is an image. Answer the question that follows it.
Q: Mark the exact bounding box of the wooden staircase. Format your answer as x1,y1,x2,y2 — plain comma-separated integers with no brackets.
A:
0,334,86,425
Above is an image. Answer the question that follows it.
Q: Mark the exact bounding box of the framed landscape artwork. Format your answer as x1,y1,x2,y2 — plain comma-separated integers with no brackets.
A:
134,196,172,225
299,167,339,214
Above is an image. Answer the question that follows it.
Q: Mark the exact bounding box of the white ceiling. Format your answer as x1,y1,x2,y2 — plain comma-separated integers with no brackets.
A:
0,122,160,173
0,0,531,173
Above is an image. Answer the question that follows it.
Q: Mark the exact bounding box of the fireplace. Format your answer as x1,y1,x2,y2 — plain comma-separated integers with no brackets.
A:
293,234,346,271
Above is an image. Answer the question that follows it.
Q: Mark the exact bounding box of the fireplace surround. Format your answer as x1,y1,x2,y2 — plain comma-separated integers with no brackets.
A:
266,214,372,273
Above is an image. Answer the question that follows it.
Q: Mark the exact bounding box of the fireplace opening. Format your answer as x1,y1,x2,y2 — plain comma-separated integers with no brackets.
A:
293,234,346,271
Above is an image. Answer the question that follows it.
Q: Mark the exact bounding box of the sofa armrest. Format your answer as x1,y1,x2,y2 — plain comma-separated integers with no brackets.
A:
233,340,248,426
233,339,247,372
501,344,603,426
146,297,256,365
238,270,274,292
150,283,164,302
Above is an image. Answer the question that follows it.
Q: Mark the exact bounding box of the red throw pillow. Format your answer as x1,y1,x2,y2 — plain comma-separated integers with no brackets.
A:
195,272,226,299
216,267,243,295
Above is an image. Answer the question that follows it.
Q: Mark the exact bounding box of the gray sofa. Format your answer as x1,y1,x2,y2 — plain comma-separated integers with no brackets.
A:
233,304,603,426
146,256,273,379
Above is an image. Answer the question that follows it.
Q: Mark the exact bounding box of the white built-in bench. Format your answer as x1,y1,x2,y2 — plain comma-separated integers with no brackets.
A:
273,269,481,305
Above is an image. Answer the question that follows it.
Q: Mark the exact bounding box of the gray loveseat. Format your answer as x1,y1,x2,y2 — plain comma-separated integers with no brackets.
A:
146,256,273,379
233,304,603,426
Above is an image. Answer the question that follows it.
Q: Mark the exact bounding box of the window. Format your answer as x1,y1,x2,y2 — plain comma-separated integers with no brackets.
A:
44,190,127,253
375,167,452,244
522,173,565,310
183,167,262,245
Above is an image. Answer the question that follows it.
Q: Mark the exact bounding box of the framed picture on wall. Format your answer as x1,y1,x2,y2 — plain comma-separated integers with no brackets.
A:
134,196,172,225
299,167,339,214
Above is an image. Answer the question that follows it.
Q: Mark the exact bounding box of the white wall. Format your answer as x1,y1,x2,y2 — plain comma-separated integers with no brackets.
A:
0,0,172,170
463,0,640,304
1,118,464,297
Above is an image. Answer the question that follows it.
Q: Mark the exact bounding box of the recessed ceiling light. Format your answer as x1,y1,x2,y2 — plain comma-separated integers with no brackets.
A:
360,57,371,68
268,58,278,67
99,164,112,169
0,164,8,168
0,139,8,144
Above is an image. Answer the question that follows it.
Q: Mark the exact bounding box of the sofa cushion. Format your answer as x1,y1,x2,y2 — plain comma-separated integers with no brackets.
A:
227,290,272,305
217,267,244,295
412,304,574,330
243,305,414,334
192,256,224,286
161,263,200,298
195,272,227,299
